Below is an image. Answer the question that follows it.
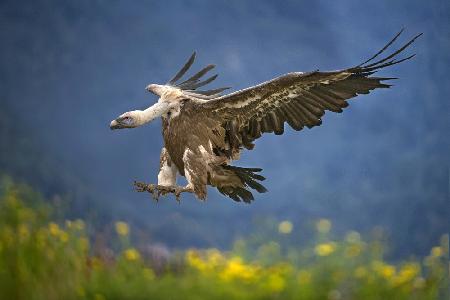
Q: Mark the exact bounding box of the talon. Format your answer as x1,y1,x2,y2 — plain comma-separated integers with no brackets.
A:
174,187,182,202
133,181,193,201
133,181,145,192
157,185,171,196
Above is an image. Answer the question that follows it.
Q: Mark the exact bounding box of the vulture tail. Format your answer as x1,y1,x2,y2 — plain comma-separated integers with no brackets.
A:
216,165,267,203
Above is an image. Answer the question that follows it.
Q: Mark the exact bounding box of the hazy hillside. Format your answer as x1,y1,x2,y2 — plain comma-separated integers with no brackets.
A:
1,0,449,257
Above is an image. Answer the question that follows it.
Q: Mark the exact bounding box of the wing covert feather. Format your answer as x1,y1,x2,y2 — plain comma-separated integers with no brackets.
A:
197,31,421,151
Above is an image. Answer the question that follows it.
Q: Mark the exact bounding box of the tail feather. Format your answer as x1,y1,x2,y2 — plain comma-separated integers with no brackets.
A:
217,165,267,203
217,186,254,203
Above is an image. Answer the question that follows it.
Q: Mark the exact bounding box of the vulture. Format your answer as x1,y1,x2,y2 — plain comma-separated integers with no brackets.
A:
110,30,421,203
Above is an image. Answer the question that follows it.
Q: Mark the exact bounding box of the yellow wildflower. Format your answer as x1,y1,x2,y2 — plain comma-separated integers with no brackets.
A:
186,249,207,272
297,270,312,285
59,231,69,243
278,220,293,234
372,260,396,279
124,248,140,261
315,242,336,256
220,257,258,282
316,219,331,233
381,265,395,279
115,221,129,236
431,246,442,257
205,248,225,267
392,263,420,286
221,257,247,279
49,222,60,236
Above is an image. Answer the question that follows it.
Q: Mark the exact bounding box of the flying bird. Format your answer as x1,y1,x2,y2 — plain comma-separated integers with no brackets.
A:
110,30,421,203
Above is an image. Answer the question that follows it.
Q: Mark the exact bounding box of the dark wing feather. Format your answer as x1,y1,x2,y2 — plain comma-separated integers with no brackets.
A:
201,31,421,150
165,52,228,98
167,52,196,85
178,64,216,88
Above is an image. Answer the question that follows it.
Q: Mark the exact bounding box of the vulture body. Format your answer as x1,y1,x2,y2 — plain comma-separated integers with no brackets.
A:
110,30,421,203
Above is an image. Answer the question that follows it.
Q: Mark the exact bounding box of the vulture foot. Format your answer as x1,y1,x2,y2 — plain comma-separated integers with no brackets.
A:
134,181,193,201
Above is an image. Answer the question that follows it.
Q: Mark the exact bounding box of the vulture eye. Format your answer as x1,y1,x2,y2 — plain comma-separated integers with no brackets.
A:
121,116,133,124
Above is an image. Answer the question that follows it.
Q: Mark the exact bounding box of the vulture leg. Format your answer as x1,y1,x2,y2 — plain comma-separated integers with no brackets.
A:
134,182,193,202
157,147,178,186
134,147,193,201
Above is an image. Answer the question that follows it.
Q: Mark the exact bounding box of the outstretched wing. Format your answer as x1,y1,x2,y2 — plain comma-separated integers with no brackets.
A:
201,30,422,150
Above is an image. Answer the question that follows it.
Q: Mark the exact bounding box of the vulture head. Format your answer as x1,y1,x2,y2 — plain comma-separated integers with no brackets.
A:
110,52,229,130
109,101,173,130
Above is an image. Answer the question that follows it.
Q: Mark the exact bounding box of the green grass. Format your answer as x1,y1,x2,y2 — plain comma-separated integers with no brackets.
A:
0,180,448,300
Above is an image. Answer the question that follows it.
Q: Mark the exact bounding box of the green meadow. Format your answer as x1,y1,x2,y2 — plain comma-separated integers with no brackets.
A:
1,180,447,300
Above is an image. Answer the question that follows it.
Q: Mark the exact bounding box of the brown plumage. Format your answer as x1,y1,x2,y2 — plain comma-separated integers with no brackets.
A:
110,30,421,203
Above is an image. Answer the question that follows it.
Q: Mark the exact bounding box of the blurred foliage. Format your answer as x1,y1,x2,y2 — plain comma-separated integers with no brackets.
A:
0,179,448,300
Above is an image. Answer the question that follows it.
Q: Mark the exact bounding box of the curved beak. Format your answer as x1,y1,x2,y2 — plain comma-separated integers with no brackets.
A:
110,120,120,130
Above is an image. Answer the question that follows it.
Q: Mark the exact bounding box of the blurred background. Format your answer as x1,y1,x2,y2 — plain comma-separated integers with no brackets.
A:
1,0,449,260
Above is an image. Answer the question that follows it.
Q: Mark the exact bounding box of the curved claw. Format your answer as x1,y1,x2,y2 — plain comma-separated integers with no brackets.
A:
134,182,159,201
157,186,173,196
134,181,149,192
174,187,183,202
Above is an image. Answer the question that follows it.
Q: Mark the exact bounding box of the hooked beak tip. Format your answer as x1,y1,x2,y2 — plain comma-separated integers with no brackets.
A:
110,120,119,130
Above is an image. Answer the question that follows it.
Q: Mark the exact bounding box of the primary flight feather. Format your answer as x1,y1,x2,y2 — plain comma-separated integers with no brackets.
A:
110,30,421,203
